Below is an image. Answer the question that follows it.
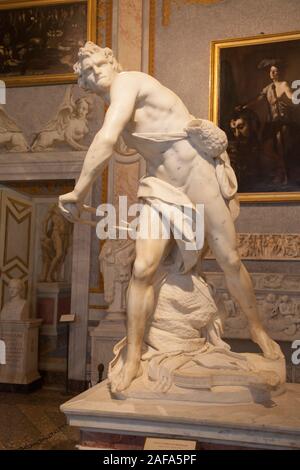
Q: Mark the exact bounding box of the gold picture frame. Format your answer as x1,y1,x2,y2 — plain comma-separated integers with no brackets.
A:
0,0,97,87
210,31,300,202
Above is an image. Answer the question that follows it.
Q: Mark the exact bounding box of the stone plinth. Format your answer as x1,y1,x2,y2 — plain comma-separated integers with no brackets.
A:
36,282,71,336
0,319,42,388
61,381,300,450
90,313,126,385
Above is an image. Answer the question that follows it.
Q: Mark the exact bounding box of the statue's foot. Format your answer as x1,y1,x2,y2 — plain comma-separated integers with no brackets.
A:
110,361,142,394
250,326,284,360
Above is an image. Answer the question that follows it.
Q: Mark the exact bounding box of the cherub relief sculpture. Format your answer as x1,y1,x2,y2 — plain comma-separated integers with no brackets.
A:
0,105,30,152
262,294,299,337
39,204,72,283
31,86,94,152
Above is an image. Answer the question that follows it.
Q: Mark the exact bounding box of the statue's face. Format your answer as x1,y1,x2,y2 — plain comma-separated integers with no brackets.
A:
77,100,89,118
8,281,22,299
230,118,250,140
81,53,115,92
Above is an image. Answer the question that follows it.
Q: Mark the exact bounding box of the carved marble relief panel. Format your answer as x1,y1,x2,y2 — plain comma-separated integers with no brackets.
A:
205,233,300,260
206,272,300,341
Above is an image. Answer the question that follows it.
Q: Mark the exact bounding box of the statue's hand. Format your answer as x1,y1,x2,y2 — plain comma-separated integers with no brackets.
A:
58,191,81,223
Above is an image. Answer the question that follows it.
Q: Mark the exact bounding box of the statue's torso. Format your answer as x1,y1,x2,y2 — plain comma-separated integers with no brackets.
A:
117,80,208,189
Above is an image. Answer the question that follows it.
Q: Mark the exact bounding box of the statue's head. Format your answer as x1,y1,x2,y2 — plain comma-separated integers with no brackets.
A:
74,42,122,93
75,95,94,118
8,278,25,300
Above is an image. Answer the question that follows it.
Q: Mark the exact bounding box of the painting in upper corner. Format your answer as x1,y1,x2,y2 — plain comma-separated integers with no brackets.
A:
210,31,300,202
0,0,97,87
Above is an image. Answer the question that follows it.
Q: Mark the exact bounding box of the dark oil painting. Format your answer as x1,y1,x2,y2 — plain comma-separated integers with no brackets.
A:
219,37,300,194
0,2,88,78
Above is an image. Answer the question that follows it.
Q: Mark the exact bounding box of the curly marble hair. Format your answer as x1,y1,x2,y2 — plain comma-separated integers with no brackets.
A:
74,42,123,88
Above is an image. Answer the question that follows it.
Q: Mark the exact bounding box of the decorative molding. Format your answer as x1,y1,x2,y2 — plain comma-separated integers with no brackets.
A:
4,199,31,267
207,272,300,293
205,233,300,260
3,180,74,196
0,191,33,310
0,152,86,181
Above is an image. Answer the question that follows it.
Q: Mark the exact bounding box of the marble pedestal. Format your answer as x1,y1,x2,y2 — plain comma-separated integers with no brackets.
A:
61,381,300,450
36,282,71,336
0,319,42,390
90,313,126,385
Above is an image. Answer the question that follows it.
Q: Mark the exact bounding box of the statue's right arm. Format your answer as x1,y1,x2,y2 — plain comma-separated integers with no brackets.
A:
58,74,138,213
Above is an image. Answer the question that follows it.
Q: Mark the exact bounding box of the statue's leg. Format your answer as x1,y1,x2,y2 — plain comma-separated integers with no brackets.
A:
110,206,170,393
204,194,283,360
40,257,50,282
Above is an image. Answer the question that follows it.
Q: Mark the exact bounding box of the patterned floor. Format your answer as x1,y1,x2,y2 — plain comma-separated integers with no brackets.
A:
0,389,79,450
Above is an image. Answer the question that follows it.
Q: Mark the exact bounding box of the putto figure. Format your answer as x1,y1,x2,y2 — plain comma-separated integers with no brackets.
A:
0,105,30,152
58,42,283,394
31,86,93,152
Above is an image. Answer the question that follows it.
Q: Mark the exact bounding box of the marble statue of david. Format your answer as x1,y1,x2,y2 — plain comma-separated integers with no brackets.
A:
58,42,282,394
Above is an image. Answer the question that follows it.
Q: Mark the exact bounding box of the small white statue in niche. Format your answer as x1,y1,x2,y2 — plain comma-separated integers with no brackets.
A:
31,86,93,152
0,278,29,321
39,204,72,283
0,106,30,153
